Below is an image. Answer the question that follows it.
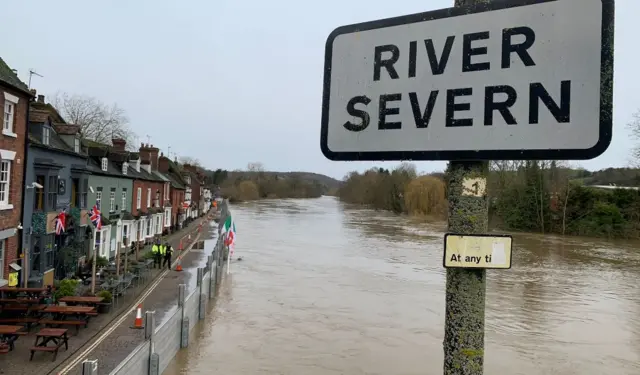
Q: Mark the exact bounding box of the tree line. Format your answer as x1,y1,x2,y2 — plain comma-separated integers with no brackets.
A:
337,161,640,239
203,162,327,202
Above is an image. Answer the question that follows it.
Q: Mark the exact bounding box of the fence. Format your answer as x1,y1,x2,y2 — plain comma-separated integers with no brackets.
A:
81,201,231,375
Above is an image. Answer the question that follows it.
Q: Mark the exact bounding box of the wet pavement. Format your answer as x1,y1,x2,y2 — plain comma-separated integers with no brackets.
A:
51,218,217,375
0,216,210,375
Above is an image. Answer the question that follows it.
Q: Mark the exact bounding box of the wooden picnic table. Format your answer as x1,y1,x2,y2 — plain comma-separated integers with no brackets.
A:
30,328,68,361
43,306,95,315
59,296,104,306
0,325,26,352
0,298,42,304
0,287,49,297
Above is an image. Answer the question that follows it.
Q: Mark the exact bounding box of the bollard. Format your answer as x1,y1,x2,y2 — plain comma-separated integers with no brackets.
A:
181,317,189,348
149,353,160,375
144,311,155,341
178,284,186,308
209,260,217,299
196,267,203,287
81,359,98,375
199,293,206,320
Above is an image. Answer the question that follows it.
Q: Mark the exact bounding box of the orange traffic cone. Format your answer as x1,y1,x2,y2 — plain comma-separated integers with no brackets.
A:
131,304,144,329
178,238,183,251
175,256,183,272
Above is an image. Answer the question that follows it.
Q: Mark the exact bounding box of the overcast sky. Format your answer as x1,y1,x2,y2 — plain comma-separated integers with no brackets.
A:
2,0,636,180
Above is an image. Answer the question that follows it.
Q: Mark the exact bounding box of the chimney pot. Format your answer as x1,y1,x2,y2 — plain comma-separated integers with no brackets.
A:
30,89,37,96
37,95,45,103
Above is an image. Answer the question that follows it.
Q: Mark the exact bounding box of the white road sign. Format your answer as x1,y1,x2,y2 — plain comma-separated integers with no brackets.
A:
320,0,614,161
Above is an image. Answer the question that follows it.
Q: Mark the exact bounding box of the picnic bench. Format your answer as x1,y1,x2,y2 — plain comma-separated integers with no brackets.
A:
0,318,40,331
0,325,27,352
30,328,69,361
38,318,86,334
59,296,104,307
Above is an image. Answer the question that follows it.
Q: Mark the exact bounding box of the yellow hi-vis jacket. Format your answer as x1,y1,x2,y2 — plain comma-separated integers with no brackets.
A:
160,245,167,256
152,244,160,254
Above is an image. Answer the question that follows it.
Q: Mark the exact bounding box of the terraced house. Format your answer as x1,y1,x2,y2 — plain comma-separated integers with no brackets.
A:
0,59,29,288
131,143,166,249
158,153,186,231
22,94,92,286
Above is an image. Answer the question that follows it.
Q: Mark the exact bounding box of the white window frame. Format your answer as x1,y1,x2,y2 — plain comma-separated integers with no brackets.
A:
103,226,111,257
121,191,127,211
0,239,5,280
0,159,11,210
3,92,18,137
122,162,128,175
146,217,152,237
42,126,50,145
101,157,108,171
96,191,102,209
137,220,144,241
136,187,141,209
74,137,80,153
109,191,115,212
146,188,151,208
155,215,162,235
122,222,131,247
164,208,171,227
164,182,170,200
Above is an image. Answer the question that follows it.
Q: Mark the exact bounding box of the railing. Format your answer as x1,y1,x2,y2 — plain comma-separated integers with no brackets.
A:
81,201,231,375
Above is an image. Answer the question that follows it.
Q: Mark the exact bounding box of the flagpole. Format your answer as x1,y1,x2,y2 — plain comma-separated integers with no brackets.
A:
91,226,97,294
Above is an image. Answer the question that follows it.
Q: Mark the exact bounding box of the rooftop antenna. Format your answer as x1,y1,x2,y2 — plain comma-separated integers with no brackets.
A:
145,135,151,144
167,146,172,159
28,69,43,89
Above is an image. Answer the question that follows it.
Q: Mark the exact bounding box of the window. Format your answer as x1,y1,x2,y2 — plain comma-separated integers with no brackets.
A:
31,237,41,273
186,176,191,184
146,188,151,208
101,157,108,171
46,175,58,210
122,162,128,175
3,92,18,134
122,223,129,246
42,126,50,145
81,178,88,208
138,220,144,241
0,160,10,207
70,178,80,208
34,175,45,211
122,190,127,211
164,208,171,226
146,218,151,237
74,138,80,153
155,215,161,234
109,191,115,212
0,240,4,280
96,191,102,209
136,187,141,209
164,182,170,200
43,235,54,270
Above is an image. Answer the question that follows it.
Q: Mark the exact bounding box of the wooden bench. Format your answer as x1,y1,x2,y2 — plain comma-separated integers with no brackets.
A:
29,346,58,360
39,319,87,334
0,318,39,331
86,311,99,316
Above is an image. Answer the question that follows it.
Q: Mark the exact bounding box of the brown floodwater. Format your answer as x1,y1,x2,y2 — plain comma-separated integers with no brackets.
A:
163,196,640,375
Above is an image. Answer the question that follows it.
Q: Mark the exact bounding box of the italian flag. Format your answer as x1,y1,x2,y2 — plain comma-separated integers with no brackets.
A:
222,215,236,256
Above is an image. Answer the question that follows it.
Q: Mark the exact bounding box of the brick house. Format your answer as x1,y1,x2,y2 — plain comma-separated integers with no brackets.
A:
131,144,165,243
158,153,186,232
0,58,31,287
182,164,206,219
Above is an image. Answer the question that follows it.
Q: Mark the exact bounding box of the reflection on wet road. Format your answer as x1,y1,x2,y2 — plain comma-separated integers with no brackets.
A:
164,196,640,375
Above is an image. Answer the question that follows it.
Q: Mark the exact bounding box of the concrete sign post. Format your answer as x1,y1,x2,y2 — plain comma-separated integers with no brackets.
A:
321,1,614,374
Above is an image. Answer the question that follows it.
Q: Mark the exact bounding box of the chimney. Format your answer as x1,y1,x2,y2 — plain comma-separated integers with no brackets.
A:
30,89,37,97
158,152,169,173
112,138,126,151
138,143,160,171
37,95,45,103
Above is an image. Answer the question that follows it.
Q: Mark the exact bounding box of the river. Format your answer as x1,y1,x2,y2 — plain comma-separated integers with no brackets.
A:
163,196,640,375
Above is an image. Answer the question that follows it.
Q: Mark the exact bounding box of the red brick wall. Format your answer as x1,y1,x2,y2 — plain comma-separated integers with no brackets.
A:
0,86,29,278
132,179,164,217
171,189,185,223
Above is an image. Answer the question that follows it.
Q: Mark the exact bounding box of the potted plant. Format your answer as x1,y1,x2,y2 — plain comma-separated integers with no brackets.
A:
53,279,79,303
96,290,113,313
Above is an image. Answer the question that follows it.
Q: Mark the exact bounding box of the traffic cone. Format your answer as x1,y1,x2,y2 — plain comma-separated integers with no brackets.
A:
175,256,183,272
131,304,144,329
178,238,183,251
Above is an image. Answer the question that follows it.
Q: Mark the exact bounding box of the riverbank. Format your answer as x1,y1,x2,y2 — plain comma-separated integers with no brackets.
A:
48,218,217,375
0,215,210,375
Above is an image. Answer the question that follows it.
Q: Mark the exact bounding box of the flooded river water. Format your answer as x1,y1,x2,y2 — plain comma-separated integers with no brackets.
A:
164,196,640,375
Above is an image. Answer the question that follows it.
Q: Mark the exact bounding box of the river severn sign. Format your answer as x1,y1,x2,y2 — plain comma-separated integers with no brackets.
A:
320,0,614,162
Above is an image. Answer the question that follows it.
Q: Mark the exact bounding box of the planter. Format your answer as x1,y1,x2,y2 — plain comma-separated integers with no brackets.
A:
97,303,112,314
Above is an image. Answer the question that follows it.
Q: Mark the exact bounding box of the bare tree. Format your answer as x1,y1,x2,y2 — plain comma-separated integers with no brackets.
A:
179,156,201,167
247,162,265,172
627,110,640,166
52,92,136,148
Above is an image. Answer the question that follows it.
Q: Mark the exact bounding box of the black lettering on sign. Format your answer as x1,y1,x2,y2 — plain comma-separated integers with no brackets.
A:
425,36,455,75
462,32,490,72
379,94,402,129
502,27,536,69
343,95,371,132
409,91,439,128
446,88,473,127
373,45,400,81
484,85,517,125
408,41,417,78
529,81,571,124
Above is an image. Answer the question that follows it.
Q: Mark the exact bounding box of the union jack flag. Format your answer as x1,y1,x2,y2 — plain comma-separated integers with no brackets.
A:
89,202,102,230
55,209,66,235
